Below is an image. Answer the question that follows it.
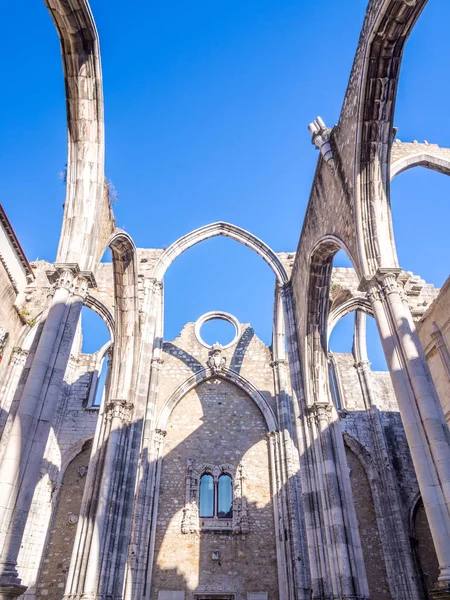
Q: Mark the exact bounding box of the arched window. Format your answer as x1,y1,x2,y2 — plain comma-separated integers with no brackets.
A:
199,474,214,517
183,463,244,533
217,474,233,518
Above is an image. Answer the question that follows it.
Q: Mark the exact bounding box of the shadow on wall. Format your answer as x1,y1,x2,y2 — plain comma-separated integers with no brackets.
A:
150,377,278,599
36,441,93,600
21,323,441,600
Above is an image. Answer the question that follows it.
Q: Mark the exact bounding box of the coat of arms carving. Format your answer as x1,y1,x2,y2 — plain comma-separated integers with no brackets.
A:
207,343,226,373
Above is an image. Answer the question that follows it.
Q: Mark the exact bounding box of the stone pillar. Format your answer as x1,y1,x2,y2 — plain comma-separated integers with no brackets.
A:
351,309,423,599
272,284,312,600
361,268,450,597
0,265,93,600
0,349,29,440
141,428,167,600
306,403,369,600
431,323,450,381
122,278,164,600
123,356,164,600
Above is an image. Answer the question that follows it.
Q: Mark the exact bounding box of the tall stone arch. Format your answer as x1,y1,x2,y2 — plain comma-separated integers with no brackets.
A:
390,141,450,180
44,0,115,272
152,221,289,284
150,370,285,600
156,366,278,432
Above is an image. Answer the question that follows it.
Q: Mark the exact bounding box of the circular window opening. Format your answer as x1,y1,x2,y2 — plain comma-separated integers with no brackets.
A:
200,318,236,347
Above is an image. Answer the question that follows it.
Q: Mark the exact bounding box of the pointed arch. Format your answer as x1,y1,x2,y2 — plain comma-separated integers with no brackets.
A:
328,297,374,339
308,235,359,347
105,229,139,401
58,436,94,485
391,149,450,180
84,295,114,340
156,366,278,432
152,222,289,284
45,0,115,271
351,0,427,271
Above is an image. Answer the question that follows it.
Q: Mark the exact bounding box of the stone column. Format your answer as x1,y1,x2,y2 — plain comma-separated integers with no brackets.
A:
0,265,93,600
352,309,423,599
361,268,450,597
0,349,29,440
122,278,164,600
141,428,167,600
431,323,450,381
307,403,369,600
272,285,310,600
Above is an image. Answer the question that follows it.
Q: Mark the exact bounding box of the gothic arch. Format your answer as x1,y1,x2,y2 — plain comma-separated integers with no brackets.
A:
308,236,359,345
352,0,427,272
45,0,114,272
391,149,450,180
156,366,278,432
343,435,392,598
58,436,94,486
152,221,289,285
328,297,374,338
16,313,43,351
84,295,114,340
105,229,139,402
343,434,378,485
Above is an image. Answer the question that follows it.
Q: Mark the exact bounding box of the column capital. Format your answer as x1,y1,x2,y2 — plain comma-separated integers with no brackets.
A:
46,263,97,289
105,399,134,423
150,356,164,369
270,359,287,369
153,428,167,453
306,403,333,426
0,582,28,600
358,268,404,302
266,430,279,444
0,564,27,600
354,359,371,373
9,347,29,366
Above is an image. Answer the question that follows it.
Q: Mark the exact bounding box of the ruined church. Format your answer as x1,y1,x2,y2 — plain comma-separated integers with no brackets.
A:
1,1,450,600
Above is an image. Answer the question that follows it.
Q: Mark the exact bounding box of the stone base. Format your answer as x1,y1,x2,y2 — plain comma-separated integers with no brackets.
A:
0,583,27,600
430,585,450,600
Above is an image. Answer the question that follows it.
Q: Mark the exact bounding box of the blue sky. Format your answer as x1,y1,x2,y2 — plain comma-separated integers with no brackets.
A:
1,1,449,368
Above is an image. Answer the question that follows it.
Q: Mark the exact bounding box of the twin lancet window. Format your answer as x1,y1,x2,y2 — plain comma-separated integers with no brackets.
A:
182,460,248,534
199,473,233,518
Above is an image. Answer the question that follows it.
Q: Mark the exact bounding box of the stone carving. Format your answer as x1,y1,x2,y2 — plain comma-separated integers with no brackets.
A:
77,466,88,478
105,399,134,423
207,343,226,373
153,429,167,456
306,403,333,426
10,347,29,367
308,116,334,169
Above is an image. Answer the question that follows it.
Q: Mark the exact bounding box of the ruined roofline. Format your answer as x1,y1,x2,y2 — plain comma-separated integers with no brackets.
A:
0,204,34,279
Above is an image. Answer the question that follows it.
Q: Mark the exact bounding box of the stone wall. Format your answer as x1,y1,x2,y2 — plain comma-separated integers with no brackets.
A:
417,276,450,424
413,499,439,596
36,441,92,600
334,350,436,598
158,322,276,418
152,379,278,600
345,447,389,600
0,261,26,378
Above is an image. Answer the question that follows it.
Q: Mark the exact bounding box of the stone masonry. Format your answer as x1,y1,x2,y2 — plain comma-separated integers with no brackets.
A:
1,1,450,600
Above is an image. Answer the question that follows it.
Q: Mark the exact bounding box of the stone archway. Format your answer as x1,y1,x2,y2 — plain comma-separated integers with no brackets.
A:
152,221,289,285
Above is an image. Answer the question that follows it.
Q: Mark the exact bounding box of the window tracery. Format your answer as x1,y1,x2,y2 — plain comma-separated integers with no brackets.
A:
181,460,248,534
